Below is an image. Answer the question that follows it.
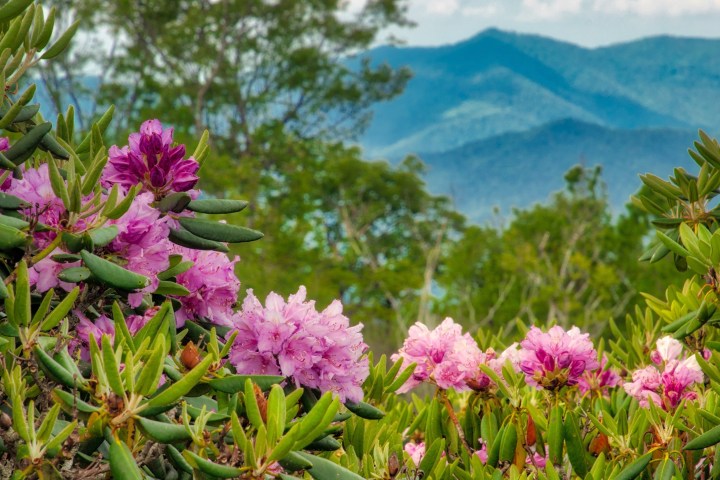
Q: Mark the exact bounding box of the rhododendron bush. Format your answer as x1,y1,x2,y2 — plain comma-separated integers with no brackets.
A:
6,2,720,480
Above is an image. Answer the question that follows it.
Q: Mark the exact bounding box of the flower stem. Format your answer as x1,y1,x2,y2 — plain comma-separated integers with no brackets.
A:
439,389,473,455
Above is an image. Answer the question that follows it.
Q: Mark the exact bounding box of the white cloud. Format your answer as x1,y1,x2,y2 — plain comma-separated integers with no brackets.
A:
461,4,500,16
520,0,583,19
422,0,462,15
593,0,720,16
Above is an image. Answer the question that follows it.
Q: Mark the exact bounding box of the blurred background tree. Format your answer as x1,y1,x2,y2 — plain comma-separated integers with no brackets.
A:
37,0,684,353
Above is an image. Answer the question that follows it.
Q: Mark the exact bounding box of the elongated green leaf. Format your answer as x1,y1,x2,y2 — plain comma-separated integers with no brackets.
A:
296,451,365,480
41,19,79,59
40,286,79,331
80,250,150,291
209,374,284,393
136,416,192,443
182,450,243,478
109,438,143,480
187,199,249,214
614,453,652,480
143,354,213,410
178,217,263,243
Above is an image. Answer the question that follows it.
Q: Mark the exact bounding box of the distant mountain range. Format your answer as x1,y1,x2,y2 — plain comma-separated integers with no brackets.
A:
359,29,720,220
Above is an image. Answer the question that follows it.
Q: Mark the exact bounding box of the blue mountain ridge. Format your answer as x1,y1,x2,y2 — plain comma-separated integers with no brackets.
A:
358,29,719,220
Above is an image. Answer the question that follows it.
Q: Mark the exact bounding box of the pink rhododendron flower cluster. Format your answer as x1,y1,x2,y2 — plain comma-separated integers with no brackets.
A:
108,192,172,306
171,246,241,327
578,354,622,395
2,164,66,248
0,120,248,338
624,336,703,410
228,287,369,402
391,317,485,392
102,119,199,197
519,326,599,390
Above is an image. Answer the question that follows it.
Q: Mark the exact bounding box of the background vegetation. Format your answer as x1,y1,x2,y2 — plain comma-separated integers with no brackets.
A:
38,0,686,353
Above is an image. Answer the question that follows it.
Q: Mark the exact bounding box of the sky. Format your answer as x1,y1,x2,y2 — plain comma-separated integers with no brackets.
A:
360,0,720,47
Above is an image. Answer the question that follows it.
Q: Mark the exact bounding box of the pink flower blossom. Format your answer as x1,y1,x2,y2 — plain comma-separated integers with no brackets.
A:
519,326,599,390
73,312,115,361
651,336,684,365
103,119,199,197
391,318,483,393
171,245,240,327
107,193,172,306
527,450,548,469
624,336,703,410
404,442,425,466
578,354,621,395
474,441,488,464
5,164,66,248
29,250,79,293
228,287,369,403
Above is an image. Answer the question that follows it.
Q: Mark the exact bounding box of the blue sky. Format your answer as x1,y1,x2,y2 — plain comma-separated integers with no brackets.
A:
353,0,720,47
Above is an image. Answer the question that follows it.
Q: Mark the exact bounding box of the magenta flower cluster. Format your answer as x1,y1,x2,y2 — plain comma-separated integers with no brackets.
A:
519,326,599,390
228,287,369,403
624,336,703,410
391,318,486,392
103,119,199,197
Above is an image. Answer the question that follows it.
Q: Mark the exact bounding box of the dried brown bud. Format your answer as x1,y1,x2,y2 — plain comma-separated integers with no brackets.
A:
388,452,400,478
180,341,201,370
0,412,12,429
589,432,610,456
526,415,536,446
254,384,268,424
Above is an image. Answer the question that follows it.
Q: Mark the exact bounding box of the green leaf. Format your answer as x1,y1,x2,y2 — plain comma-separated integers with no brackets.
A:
109,438,144,480
278,451,313,472
56,267,91,284
685,424,720,450
564,411,591,478
134,337,167,396
153,280,190,296
4,122,52,165
614,453,652,480
344,400,385,420
169,226,230,252
158,192,192,213
136,416,192,443
499,423,517,463
418,437,446,474
209,374,284,393
0,83,35,129
44,420,77,457
548,406,564,466
101,335,124,396
33,345,87,388
244,378,264,430
80,250,150,291
178,217,263,243
14,260,30,326
41,19,80,59
157,260,194,281
11,396,29,442
182,450,243,478
0,223,26,249
143,354,213,410
0,0,33,22
76,105,115,154
88,226,118,247
296,451,365,480
39,285,78,331
187,199,249,214
656,231,690,258
0,192,27,209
